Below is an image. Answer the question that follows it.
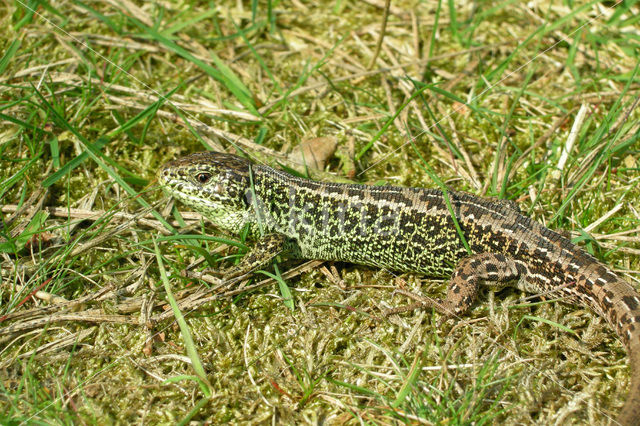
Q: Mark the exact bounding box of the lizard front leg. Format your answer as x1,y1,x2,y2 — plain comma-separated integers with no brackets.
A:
390,253,524,316
218,233,289,285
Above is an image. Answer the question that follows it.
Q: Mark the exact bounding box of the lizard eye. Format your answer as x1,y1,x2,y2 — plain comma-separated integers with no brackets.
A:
195,172,212,184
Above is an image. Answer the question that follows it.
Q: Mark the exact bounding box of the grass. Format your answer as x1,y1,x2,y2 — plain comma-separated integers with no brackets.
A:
1,0,640,423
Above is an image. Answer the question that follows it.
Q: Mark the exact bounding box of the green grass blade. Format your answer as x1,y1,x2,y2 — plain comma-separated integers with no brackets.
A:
391,351,422,408
257,266,294,311
126,16,259,116
412,144,472,255
514,315,576,341
42,137,108,187
356,82,434,161
32,86,175,232
73,0,122,33
154,239,212,395
0,211,49,253
551,61,640,223
0,149,43,200
0,39,21,75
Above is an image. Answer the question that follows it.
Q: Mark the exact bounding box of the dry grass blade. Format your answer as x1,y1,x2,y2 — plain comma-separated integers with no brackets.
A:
1,310,138,336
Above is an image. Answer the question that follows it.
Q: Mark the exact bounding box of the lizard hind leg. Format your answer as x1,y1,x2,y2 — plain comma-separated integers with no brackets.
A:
390,253,523,317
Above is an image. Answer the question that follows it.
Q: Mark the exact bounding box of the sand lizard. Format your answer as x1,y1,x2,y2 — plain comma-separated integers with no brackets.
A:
158,151,640,424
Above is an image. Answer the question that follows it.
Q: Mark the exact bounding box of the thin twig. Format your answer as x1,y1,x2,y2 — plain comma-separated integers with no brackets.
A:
367,0,391,70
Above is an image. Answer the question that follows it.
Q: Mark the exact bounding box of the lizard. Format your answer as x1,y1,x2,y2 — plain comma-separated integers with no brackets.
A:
157,150,640,424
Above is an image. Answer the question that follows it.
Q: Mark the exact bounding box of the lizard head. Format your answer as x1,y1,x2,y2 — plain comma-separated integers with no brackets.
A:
158,151,253,234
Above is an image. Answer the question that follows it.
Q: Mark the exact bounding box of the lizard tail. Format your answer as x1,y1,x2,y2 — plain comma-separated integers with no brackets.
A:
594,276,640,425
569,254,640,424
619,347,640,425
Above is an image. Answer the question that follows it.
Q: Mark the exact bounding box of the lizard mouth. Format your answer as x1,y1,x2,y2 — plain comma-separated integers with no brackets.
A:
156,163,177,185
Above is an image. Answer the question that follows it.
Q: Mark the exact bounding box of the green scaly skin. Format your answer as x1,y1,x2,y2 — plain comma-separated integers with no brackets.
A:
158,151,640,424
